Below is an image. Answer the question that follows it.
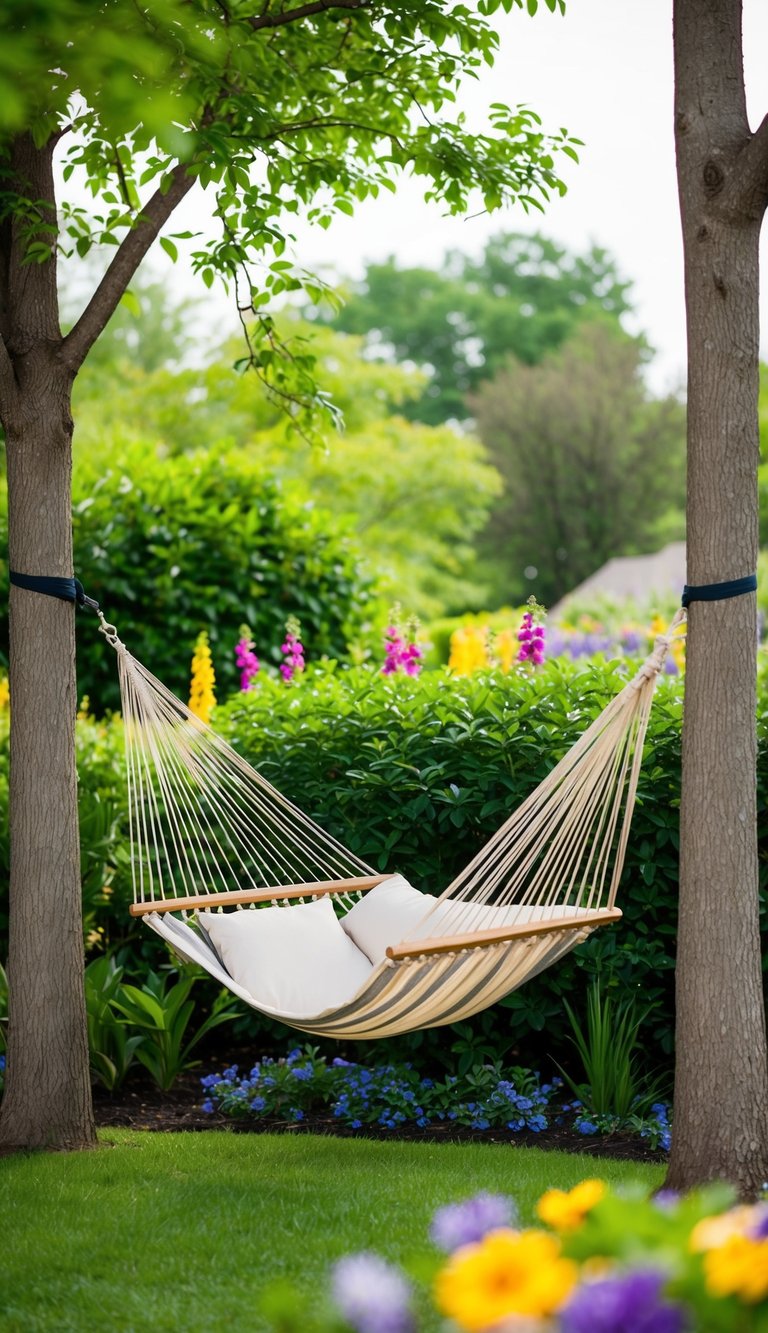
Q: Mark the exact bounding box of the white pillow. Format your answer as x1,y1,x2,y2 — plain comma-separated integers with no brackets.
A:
197,895,372,1018
419,899,587,937
342,879,591,963
341,874,442,964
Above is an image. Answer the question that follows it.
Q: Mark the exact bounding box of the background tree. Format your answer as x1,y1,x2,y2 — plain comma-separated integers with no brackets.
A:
667,0,768,1195
470,324,686,606
69,314,501,621
319,233,631,423
0,0,574,1150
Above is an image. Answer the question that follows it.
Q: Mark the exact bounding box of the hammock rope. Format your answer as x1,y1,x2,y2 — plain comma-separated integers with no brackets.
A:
93,607,686,1039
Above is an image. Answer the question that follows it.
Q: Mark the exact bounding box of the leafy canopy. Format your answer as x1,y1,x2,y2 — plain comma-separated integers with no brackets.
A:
71,301,502,618
1,0,577,435
470,323,686,606
316,233,631,423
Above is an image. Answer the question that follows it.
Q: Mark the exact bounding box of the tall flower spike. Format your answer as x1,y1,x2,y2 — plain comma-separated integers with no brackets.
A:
188,631,216,723
280,616,305,683
517,597,547,667
235,625,260,692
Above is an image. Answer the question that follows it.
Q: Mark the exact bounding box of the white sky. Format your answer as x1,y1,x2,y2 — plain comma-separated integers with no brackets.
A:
145,1,768,394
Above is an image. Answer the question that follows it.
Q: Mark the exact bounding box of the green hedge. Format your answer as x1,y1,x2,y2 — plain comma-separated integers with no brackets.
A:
2,656,766,1074
214,658,768,1068
0,440,377,713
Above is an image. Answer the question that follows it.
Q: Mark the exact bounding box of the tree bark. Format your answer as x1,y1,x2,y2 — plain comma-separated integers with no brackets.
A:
0,135,94,1150
667,0,768,1195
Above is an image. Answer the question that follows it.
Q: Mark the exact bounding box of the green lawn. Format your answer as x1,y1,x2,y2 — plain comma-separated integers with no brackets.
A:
1,1131,664,1332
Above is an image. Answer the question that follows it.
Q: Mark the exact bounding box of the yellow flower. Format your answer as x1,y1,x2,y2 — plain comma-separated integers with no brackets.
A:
434,1227,578,1331
449,625,489,675
689,1206,759,1253
494,628,516,673
703,1233,768,1304
0,676,10,710
188,631,216,724
536,1179,607,1232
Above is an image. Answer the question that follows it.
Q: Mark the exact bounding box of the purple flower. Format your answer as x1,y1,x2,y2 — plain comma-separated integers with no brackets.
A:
429,1192,517,1252
235,632,259,691
331,1253,414,1333
561,1270,688,1333
750,1206,768,1239
652,1190,680,1212
517,607,546,666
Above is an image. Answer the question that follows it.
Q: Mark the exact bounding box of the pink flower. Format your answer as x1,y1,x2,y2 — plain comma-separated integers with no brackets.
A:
235,631,260,692
517,604,547,667
380,607,423,678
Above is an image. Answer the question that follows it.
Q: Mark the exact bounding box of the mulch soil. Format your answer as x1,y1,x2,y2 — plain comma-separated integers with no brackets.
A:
93,1073,665,1164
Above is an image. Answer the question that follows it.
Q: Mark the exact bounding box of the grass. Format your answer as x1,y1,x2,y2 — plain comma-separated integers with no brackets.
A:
1,1130,665,1332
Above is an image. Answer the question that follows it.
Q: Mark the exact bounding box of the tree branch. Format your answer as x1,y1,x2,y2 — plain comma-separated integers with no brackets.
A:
246,0,369,32
61,161,196,370
730,112,768,220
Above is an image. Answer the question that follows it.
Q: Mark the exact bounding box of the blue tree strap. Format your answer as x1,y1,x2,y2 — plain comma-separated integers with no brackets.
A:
9,570,100,612
681,574,757,609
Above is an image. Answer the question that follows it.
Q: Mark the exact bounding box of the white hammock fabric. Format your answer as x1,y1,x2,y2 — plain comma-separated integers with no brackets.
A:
101,611,684,1039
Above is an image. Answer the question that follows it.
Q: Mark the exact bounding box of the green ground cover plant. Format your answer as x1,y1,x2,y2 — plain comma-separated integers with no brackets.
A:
0,1133,662,1333
199,1045,671,1152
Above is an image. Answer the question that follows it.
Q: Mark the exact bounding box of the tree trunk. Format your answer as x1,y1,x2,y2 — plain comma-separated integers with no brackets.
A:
0,135,95,1151
667,0,768,1195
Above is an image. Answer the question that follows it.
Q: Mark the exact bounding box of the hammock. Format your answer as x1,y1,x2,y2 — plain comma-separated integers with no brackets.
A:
101,611,684,1039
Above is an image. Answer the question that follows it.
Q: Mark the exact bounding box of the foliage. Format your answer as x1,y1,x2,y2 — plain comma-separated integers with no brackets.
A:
1,0,580,440
111,968,239,1091
0,438,375,712
200,1045,666,1144
558,981,669,1122
1,652,765,1075
278,1182,768,1333
470,323,687,606
319,233,631,425
71,318,503,620
211,656,717,1068
83,956,145,1092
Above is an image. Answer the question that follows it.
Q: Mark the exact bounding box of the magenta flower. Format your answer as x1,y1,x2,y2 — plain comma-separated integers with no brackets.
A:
561,1270,688,1333
381,610,422,677
517,602,547,666
430,1192,517,1252
280,616,305,683
234,630,259,692
331,1253,414,1333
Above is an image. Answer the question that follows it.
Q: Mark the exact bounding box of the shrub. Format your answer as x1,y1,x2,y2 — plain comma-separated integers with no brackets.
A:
0,438,377,713
214,656,768,1069
200,1045,659,1141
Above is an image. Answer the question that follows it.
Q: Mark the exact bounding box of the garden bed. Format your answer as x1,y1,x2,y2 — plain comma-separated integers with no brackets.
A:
91,1072,666,1164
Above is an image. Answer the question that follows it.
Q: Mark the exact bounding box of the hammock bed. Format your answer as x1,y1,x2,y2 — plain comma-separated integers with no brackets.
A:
99,610,684,1039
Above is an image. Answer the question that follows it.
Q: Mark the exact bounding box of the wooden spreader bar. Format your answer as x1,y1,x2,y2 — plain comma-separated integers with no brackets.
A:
129,874,393,917
385,907,623,962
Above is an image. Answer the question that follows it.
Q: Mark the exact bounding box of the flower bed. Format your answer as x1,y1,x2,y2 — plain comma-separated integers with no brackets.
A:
270,1181,768,1331
198,1047,671,1154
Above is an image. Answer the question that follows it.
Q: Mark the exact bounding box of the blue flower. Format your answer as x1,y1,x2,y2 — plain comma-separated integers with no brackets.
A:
290,1107,304,1121
575,1118,599,1135
291,1066,313,1081
250,1096,266,1112
201,1099,214,1114
286,1048,303,1064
